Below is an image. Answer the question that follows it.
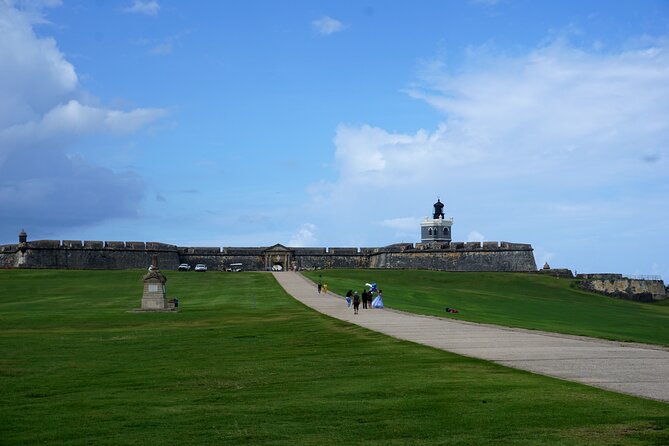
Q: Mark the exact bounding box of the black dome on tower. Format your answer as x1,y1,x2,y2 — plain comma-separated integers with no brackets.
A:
433,199,445,219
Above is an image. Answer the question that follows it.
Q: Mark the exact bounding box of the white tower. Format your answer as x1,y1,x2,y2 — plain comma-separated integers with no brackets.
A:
420,198,453,243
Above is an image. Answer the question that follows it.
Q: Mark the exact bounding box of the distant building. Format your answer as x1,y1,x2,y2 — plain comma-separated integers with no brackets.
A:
420,198,453,243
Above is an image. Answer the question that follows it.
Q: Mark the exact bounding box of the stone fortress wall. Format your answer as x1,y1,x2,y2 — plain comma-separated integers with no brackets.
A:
0,237,537,272
576,273,666,302
2,235,664,302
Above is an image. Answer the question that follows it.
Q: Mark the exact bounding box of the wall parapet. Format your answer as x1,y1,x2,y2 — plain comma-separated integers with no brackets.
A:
500,242,533,250
328,248,361,255
293,247,327,255
0,235,537,272
222,247,264,255
577,273,624,280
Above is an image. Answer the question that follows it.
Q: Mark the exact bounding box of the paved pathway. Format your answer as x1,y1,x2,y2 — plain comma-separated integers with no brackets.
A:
273,271,669,402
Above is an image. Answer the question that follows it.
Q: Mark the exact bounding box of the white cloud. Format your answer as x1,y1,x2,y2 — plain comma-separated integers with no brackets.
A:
123,0,159,16
0,2,167,235
324,38,669,192
289,223,318,247
0,3,77,126
312,16,345,36
467,231,485,242
408,40,669,168
304,36,669,275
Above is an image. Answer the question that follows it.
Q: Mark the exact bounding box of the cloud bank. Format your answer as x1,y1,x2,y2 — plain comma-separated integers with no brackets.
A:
307,37,669,273
329,40,668,190
0,2,166,236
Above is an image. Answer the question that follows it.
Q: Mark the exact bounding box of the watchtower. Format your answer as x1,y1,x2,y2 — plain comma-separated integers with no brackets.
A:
420,198,453,243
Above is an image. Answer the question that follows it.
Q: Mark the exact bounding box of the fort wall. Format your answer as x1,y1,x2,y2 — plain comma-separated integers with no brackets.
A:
0,238,538,273
577,277,667,302
369,249,536,271
0,240,180,270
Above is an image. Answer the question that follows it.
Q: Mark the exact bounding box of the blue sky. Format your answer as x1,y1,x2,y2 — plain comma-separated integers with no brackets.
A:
1,0,668,279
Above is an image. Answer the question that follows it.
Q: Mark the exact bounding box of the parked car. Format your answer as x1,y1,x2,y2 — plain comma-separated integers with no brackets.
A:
178,263,191,271
194,264,207,272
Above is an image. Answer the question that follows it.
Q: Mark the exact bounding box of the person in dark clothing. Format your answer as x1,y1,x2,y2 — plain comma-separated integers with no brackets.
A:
345,289,353,308
361,289,368,309
353,292,360,314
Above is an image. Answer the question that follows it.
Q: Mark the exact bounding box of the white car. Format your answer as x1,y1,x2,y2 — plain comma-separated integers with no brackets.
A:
194,264,207,272
178,263,191,271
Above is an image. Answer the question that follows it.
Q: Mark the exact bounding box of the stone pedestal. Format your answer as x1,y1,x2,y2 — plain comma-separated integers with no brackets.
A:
141,256,168,310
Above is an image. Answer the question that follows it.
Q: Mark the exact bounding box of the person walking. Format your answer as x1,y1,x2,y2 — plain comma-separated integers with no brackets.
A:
317,281,322,294
345,289,353,308
322,283,329,294
353,292,360,315
361,289,368,309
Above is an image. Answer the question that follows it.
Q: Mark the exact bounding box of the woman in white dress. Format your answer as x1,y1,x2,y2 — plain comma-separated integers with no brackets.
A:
371,290,384,309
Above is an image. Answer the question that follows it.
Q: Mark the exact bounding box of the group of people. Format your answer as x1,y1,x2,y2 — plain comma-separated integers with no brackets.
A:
345,287,384,314
317,278,385,314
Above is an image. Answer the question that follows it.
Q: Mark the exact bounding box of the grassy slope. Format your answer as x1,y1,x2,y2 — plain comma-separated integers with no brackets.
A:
302,270,669,346
0,269,667,445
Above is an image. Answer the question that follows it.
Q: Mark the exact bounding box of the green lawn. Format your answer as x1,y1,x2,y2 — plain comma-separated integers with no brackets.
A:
302,269,669,346
0,269,667,445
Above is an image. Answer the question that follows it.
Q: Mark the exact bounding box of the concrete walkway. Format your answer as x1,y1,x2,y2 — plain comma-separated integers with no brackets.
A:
272,271,669,403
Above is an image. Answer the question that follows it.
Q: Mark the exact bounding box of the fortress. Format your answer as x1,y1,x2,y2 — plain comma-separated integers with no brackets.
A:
0,200,537,273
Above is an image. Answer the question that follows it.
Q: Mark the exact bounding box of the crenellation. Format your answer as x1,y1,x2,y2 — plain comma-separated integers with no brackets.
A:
501,242,532,250
328,248,360,255
293,247,328,255
105,241,125,249
482,241,500,250
84,241,104,249
577,273,623,280
125,242,146,250
30,240,61,248
224,247,264,255
146,242,177,250
189,247,221,255
62,240,83,248
465,242,482,249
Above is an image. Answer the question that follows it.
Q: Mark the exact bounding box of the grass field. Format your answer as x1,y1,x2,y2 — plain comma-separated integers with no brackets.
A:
1,269,668,445
302,269,669,346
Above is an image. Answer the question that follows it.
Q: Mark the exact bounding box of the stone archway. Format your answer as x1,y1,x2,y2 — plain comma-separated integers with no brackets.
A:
263,244,293,271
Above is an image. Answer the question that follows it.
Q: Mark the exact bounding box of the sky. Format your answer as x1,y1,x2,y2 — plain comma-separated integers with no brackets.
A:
1,0,668,279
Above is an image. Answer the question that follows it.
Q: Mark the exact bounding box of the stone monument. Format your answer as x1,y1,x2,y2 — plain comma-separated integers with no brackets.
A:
141,255,169,310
